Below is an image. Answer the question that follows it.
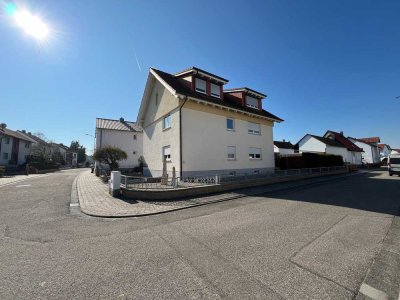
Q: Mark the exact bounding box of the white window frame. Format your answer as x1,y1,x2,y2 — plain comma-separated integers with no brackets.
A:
163,146,171,162
246,96,259,109
248,122,261,135
227,146,236,160
195,78,206,94
249,147,262,160
210,83,220,98
163,114,171,130
226,118,235,131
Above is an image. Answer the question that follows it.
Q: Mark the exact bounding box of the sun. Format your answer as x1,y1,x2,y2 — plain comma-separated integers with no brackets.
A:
14,9,49,40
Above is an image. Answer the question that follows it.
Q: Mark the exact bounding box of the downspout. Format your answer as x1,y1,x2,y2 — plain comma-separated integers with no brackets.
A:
178,95,188,177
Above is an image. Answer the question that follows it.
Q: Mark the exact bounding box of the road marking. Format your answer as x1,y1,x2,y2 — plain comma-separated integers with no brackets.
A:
16,184,31,188
359,283,389,300
69,203,79,207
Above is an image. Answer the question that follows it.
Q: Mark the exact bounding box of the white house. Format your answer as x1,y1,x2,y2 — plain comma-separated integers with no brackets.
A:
297,131,363,165
274,140,295,155
348,137,381,165
378,144,391,159
136,66,283,177
95,117,143,169
0,125,36,166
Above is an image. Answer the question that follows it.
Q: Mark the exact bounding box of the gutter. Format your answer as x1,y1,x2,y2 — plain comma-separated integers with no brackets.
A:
178,95,189,177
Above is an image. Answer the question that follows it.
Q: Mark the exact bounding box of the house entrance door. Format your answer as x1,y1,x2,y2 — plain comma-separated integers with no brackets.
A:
11,138,19,164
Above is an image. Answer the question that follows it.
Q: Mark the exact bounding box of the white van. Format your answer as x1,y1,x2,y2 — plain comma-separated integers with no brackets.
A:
388,154,400,176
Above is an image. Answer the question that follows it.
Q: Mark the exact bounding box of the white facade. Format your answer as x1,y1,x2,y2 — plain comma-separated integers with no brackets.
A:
95,127,143,169
0,130,34,166
348,139,380,164
297,134,362,164
274,145,295,155
139,69,279,177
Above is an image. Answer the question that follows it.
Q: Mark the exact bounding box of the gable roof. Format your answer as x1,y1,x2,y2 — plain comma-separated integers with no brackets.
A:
149,68,283,122
96,118,141,132
0,127,36,143
274,141,294,149
357,137,380,144
174,66,229,84
18,131,48,145
224,87,266,99
324,131,364,152
310,135,347,148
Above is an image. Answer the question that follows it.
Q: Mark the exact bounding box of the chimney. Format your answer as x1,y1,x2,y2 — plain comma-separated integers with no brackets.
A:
120,117,124,122
340,131,344,136
22,130,26,133
0,123,6,129
283,139,285,142
28,132,32,135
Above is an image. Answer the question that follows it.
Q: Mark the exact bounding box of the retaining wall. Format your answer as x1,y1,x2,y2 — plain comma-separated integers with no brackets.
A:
121,169,348,201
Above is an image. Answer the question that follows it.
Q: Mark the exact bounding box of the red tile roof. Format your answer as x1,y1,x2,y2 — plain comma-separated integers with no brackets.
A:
324,131,364,152
357,137,380,144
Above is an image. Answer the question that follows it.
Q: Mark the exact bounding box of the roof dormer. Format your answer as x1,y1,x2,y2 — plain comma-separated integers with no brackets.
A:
224,88,266,110
174,67,228,99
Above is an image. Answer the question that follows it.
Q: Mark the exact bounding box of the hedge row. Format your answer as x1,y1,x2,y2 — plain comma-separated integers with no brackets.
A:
277,153,344,170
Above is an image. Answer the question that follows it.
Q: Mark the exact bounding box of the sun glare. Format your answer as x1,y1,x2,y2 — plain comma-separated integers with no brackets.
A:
14,9,49,40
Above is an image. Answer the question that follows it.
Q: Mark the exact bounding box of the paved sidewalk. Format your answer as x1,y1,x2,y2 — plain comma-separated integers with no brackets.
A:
0,173,49,188
75,169,368,217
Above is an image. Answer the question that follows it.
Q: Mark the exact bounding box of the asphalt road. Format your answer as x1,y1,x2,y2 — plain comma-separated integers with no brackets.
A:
0,169,399,299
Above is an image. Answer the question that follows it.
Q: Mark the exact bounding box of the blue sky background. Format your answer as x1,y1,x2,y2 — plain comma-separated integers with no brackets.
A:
0,0,399,153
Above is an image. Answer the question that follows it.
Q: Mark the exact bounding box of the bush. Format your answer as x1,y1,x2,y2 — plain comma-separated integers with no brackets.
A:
277,153,343,170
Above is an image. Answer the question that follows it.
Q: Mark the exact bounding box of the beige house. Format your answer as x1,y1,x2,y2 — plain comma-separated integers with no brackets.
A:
137,67,283,177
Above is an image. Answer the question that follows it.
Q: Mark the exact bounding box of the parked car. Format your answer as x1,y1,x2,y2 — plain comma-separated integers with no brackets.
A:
388,154,400,176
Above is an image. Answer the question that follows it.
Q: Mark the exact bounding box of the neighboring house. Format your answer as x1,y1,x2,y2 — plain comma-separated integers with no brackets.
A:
95,117,143,168
391,148,400,155
378,144,392,159
274,140,295,155
136,66,283,177
297,131,363,165
348,137,381,164
51,143,78,166
0,125,36,166
18,130,53,159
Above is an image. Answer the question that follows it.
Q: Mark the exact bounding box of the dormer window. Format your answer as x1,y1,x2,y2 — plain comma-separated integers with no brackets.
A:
246,96,259,109
210,83,220,98
195,78,206,94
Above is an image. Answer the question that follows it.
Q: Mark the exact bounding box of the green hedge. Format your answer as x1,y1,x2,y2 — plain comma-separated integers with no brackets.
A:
277,153,343,170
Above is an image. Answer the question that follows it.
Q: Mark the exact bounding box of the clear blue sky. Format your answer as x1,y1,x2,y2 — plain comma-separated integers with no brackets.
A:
1,0,399,153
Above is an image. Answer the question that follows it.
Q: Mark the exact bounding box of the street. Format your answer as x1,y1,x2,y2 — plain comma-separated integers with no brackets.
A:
0,169,399,299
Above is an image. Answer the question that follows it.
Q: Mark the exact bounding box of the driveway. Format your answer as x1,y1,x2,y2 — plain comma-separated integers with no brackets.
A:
0,169,399,299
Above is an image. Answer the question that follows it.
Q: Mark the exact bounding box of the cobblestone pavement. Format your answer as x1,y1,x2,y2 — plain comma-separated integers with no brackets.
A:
0,173,49,187
76,169,370,217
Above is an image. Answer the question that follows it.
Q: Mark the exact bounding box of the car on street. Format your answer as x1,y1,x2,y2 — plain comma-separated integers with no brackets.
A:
388,154,400,176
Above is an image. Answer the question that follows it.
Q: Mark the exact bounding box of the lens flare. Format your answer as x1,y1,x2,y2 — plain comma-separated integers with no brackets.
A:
14,9,49,40
5,3,17,16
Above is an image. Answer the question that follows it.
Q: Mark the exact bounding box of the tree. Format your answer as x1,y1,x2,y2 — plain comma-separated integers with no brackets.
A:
93,146,127,171
70,140,86,164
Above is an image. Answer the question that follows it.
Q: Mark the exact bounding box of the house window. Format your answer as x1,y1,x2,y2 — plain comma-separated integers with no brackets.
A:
227,146,236,160
249,147,262,159
229,171,236,176
210,83,220,98
163,115,171,130
163,146,171,161
2,153,9,160
246,96,259,109
25,143,30,149
226,118,235,131
133,135,137,140
248,122,261,135
195,78,206,94
4,138,10,144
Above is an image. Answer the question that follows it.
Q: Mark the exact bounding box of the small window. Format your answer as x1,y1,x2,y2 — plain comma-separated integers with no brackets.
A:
226,118,234,131
25,143,30,148
4,138,10,144
227,146,236,160
249,147,262,159
133,135,137,140
246,96,259,109
163,146,171,161
195,78,206,94
163,115,171,130
2,153,9,160
248,122,261,135
210,83,220,98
